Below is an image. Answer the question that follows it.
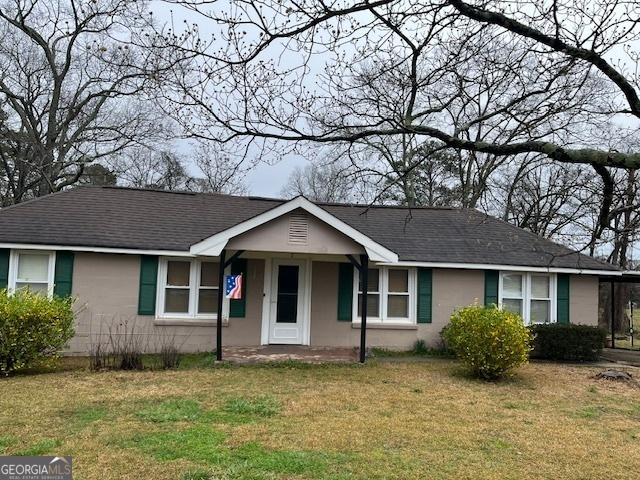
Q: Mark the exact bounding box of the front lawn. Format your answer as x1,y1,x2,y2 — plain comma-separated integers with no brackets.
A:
1,358,639,479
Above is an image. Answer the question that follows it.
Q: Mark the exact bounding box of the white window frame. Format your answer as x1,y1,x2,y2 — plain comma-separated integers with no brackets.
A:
156,257,230,321
498,272,557,325
8,250,56,297
352,266,417,324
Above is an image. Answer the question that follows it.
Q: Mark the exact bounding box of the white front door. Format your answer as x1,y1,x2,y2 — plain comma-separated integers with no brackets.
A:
268,259,308,344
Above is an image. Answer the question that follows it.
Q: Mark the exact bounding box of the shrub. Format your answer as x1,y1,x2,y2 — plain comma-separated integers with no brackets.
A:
530,324,607,361
409,339,453,357
157,331,183,369
159,343,181,370
443,305,532,380
89,317,146,371
0,289,75,375
412,339,428,355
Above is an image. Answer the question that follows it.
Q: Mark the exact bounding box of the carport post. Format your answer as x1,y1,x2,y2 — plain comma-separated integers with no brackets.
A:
610,280,615,349
359,253,369,363
216,249,226,361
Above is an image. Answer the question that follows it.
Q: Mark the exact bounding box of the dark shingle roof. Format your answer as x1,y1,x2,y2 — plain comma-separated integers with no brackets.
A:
0,186,617,271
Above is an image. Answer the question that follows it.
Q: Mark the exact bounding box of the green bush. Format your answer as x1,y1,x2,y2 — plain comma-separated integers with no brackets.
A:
530,324,606,361
412,339,429,355
0,289,75,375
443,305,532,380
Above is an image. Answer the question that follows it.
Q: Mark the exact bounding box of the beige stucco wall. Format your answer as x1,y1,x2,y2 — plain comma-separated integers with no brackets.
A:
68,252,264,354
569,275,599,326
67,253,602,354
309,264,485,349
422,268,485,347
227,209,364,255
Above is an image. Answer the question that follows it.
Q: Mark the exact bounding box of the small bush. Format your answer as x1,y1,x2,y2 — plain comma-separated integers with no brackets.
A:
110,318,145,370
0,289,75,375
530,324,607,361
158,332,183,370
89,338,109,371
159,344,181,369
443,305,532,380
89,317,146,371
412,339,428,355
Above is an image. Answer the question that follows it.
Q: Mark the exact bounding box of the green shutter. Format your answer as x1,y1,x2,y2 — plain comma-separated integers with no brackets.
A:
484,270,499,306
337,263,353,321
138,255,158,315
557,274,570,324
0,249,8,290
53,251,74,297
417,268,433,323
229,258,247,318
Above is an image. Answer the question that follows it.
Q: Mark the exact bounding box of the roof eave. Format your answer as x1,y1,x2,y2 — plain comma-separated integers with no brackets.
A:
374,260,621,276
189,196,399,263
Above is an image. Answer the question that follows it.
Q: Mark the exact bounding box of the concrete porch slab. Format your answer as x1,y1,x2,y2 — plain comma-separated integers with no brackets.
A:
221,346,358,364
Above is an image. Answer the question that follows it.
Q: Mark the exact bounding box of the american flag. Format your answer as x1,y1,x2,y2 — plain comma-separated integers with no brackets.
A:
225,274,243,299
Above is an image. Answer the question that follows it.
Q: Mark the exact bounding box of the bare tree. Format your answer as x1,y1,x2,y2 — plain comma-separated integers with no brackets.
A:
190,142,248,194
0,0,182,206
77,163,118,186
158,0,637,168
281,161,359,202
595,165,640,333
113,148,191,190
114,143,248,194
490,160,597,246
376,140,458,207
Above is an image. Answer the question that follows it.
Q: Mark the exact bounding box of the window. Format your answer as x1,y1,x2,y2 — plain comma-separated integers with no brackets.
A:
501,273,524,317
157,258,224,319
9,251,55,295
387,269,410,319
198,262,219,314
357,268,380,318
354,267,416,324
499,272,556,325
530,275,552,324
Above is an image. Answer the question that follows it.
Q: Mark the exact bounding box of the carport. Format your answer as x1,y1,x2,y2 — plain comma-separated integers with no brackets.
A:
599,272,640,349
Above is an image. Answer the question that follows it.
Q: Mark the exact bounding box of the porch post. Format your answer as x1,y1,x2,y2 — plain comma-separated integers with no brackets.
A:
359,253,369,363
216,249,227,361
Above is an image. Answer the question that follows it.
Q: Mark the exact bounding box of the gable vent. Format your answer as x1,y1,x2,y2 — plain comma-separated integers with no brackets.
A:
288,212,309,245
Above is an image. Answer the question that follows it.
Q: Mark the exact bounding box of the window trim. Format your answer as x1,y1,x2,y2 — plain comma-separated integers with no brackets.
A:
156,257,229,321
498,271,557,325
8,250,56,297
352,266,417,325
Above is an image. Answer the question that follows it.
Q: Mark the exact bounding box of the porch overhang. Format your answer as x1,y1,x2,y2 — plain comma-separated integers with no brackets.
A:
189,196,399,263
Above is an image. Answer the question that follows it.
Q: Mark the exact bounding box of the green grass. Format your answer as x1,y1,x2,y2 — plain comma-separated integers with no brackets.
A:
14,438,61,456
137,399,204,423
222,396,281,418
125,425,229,464
69,405,109,428
2,360,640,479
181,470,214,480
370,345,453,358
122,424,340,479
0,435,15,452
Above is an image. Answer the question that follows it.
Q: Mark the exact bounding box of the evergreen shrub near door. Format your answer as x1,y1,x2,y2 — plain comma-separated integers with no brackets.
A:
530,324,607,361
443,305,532,380
0,289,74,375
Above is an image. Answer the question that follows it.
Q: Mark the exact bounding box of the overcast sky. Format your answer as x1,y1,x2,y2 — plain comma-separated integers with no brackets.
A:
245,156,306,197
